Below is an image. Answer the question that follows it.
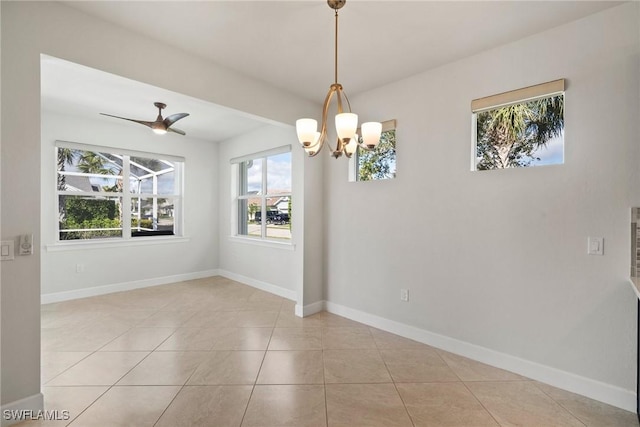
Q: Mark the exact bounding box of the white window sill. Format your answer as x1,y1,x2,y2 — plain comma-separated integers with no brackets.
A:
46,236,190,252
228,236,295,251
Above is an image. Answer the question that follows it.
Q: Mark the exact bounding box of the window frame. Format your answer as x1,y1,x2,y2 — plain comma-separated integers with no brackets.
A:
54,140,184,243
231,145,292,244
471,79,565,171
349,119,397,182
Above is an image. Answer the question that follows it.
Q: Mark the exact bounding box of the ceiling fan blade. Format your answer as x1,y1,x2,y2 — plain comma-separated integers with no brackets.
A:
100,113,154,129
163,113,189,128
167,126,186,136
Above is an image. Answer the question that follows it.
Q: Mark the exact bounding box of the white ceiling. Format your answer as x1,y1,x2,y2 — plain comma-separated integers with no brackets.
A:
41,55,269,141
44,0,622,141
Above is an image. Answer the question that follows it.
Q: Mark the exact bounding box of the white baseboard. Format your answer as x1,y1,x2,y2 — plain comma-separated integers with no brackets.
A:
217,269,297,301
1,393,44,427
295,300,324,317
324,300,636,413
41,269,220,304
41,268,298,305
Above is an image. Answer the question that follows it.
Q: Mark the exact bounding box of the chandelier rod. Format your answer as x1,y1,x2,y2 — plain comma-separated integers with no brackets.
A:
333,6,346,116
334,8,339,84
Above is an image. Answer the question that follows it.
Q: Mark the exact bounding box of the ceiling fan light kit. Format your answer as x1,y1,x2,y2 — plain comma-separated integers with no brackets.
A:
295,0,382,158
100,102,189,136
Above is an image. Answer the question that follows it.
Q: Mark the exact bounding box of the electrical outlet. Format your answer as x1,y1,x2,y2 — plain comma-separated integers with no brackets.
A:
76,263,85,273
400,289,409,302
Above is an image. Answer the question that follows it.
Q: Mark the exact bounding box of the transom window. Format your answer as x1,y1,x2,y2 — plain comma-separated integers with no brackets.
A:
55,142,183,241
472,79,565,170
233,146,292,242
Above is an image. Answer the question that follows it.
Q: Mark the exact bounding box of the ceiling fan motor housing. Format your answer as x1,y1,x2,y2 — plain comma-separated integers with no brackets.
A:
100,102,189,136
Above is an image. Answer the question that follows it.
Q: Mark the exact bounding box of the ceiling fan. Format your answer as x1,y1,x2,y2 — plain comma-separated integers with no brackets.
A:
100,102,189,135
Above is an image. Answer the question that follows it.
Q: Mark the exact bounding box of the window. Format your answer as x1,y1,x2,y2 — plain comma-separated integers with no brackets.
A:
56,142,183,241
350,119,397,182
472,79,565,170
234,146,291,242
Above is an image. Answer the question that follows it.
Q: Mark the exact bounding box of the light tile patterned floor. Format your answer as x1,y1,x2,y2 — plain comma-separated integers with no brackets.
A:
19,276,638,426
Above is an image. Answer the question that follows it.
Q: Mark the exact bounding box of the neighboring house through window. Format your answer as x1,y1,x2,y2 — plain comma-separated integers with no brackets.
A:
233,146,292,242
56,141,183,241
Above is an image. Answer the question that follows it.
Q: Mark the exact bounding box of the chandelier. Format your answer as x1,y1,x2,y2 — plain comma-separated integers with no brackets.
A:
295,0,382,158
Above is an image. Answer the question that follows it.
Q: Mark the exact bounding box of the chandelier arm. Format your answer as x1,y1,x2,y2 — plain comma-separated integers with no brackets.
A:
305,144,323,157
321,85,340,154
334,88,347,155
342,91,352,113
302,126,325,156
336,137,345,157
355,141,374,151
335,86,344,114
303,125,326,156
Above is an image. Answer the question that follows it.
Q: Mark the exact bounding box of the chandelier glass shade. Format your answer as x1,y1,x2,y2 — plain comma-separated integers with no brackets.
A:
295,0,382,159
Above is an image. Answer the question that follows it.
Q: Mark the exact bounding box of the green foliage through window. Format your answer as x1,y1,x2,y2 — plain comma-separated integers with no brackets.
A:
65,198,118,224
357,127,396,181
475,94,564,170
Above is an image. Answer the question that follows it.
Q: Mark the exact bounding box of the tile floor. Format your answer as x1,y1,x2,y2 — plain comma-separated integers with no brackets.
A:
19,276,638,426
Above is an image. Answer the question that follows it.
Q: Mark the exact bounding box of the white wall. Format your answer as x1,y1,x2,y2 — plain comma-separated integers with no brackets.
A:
1,0,316,411
324,3,639,409
217,124,306,302
302,153,325,312
40,111,218,297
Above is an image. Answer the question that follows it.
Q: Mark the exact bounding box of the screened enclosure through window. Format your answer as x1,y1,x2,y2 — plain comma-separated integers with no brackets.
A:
56,142,183,241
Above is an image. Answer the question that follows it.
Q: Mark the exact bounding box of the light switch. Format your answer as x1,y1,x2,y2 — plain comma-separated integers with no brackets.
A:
1,240,14,261
588,237,604,255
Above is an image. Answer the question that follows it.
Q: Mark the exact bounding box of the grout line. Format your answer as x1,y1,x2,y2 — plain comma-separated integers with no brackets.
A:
460,381,504,427
321,319,330,426
239,324,275,426
530,381,589,427
434,348,465,383
111,351,155,386
322,348,329,427
62,385,111,426
41,351,95,386
181,352,214,387
152,384,186,427
374,336,417,427
391,381,416,427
